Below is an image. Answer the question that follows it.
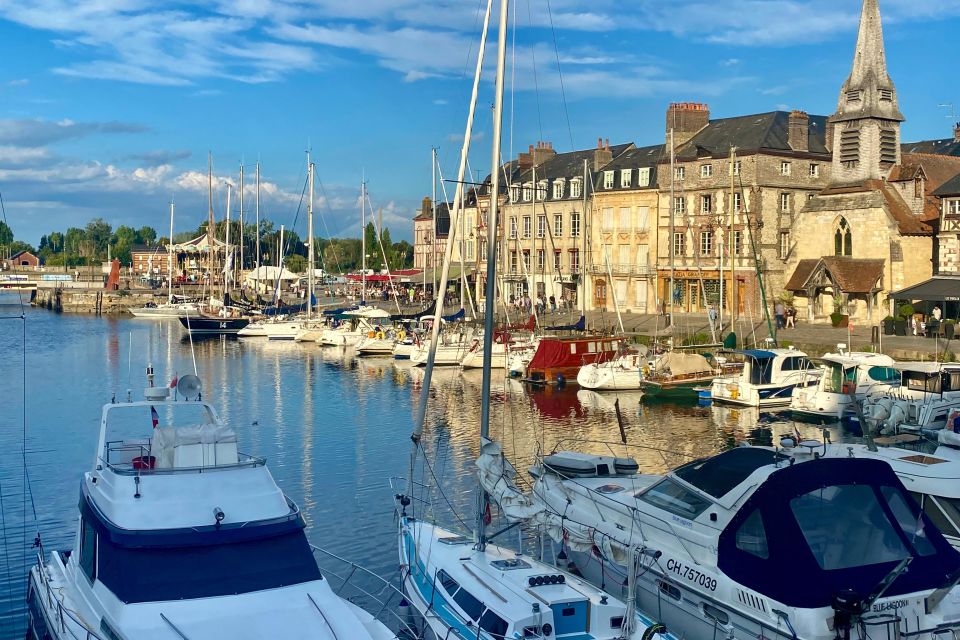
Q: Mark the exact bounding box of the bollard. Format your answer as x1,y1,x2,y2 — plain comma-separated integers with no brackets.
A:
871,325,879,345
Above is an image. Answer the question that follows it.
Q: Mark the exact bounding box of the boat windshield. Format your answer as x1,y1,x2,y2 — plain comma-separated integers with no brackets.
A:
822,363,854,393
867,366,899,384
638,478,711,520
96,530,321,603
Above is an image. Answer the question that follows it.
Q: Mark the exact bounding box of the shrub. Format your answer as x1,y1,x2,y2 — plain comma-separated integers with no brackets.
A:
899,303,914,319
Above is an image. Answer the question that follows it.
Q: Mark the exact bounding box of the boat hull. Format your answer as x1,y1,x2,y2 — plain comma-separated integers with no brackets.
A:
129,304,198,318
178,315,249,334
640,378,709,400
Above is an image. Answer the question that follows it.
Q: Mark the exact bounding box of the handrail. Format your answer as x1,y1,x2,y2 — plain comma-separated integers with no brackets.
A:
32,552,110,640
309,544,420,638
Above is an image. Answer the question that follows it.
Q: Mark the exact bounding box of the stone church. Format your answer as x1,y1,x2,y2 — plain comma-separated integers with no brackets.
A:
785,0,960,323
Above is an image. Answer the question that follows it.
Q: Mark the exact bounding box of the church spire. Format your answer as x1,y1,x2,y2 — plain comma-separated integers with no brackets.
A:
833,0,903,124
828,0,904,185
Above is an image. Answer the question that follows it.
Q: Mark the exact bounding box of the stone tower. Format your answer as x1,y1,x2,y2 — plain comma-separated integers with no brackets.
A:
828,0,904,186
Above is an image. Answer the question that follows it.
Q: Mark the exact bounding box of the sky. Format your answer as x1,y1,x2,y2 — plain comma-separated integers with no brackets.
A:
0,0,958,246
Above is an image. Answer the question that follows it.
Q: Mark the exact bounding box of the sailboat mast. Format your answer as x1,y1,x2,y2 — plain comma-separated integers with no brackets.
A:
477,0,509,550
225,183,231,297
256,163,261,275
207,152,215,306
581,159,588,318
668,129,675,321
361,177,367,304
167,200,174,303
307,154,314,321
730,146,738,328
239,164,244,275
431,147,437,302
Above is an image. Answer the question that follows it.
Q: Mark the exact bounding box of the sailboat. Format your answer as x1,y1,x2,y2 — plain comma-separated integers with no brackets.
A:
179,155,250,335
129,200,200,319
395,2,673,638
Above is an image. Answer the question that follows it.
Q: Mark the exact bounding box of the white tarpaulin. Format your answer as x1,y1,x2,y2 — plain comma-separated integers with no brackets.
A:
653,352,713,376
244,266,298,283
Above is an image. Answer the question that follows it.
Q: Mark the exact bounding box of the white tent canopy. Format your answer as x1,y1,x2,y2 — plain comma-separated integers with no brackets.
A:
244,266,298,283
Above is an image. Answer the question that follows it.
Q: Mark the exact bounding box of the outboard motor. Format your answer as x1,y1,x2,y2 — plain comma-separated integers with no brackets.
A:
831,589,864,640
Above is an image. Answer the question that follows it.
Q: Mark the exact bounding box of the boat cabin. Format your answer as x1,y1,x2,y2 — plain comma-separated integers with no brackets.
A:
895,363,960,395
820,353,898,395
526,336,624,384
739,349,817,386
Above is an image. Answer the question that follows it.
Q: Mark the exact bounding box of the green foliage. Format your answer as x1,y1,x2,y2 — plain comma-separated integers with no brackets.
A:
899,303,914,319
286,254,307,273
0,220,13,246
945,350,957,363
779,291,794,304
681,332,711,346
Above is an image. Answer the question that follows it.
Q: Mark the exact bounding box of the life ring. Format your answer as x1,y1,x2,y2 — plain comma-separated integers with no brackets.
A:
368,330,376,338
375,330,386,340
397,329,406,341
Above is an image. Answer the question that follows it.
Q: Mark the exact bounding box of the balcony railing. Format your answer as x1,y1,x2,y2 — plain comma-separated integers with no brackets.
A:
586,263,653,276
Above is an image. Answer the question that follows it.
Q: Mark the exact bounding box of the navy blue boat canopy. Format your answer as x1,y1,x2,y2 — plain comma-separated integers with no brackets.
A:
717,457,960,609
736,349,776,359
674,448,788,499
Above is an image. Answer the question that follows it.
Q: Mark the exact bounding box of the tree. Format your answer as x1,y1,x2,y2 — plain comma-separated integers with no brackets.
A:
113,225,137,247
381,228,394,269
363,222,382,271
393,240,414,268
138,226,157,245
64,227,85,256
0,220,13,246
85,218,113,258
286,254,307,273
48,232,64,253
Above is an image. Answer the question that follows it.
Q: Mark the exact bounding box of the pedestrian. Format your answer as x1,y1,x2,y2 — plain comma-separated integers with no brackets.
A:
774,301,785,329
708,303,718,332
786,306,796,328
549,295,556,314
933,305,942,322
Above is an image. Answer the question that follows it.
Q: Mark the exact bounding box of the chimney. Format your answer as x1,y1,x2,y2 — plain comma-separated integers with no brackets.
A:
532,140,557,167
954,122,960,143
666,102,710,148
420,197,432,217
788,110,810,152
594,136,613,171
517,144,535,172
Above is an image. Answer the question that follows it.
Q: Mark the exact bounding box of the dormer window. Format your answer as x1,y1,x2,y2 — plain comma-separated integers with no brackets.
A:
537,180,547,200
552,179,564,200
603,171,614,189
522,183,532,202
620,169,632,188
638,167,651,187
846,90,861,103
570,178,582,199
879,89,893,102
510,184,520,203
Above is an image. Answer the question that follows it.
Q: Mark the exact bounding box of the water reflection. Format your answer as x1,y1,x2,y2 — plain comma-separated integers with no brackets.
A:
0,312,851,634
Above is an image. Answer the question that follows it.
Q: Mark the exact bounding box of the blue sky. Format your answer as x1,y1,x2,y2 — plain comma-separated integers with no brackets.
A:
0,0,958,245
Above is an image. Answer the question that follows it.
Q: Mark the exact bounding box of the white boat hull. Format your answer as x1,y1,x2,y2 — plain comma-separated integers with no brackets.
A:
129,304,199,319
577,361,642,390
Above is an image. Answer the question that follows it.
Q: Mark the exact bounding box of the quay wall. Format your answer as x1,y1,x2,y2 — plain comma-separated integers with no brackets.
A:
32,288,159,314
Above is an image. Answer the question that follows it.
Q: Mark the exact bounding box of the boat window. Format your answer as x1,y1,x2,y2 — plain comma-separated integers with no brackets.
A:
823,363,844,393
657,579,681,601
906,373,940,393
748,358,772,385
735,510,769,559
570,344,577,355
589,342,597,353
437,569,459,595
674,448,788,498
868,366,899,383
79,517,97,582
96,531,322,603
703,603,730,625
881,487,935,556
780,356,812,372
790,484,909,570
452,587,485,621
479,609,508,639
911,492,960,540
639,478,710,520
946,372,960,391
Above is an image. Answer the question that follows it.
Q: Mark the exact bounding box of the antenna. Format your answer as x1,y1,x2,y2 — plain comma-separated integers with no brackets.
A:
176,374,202,401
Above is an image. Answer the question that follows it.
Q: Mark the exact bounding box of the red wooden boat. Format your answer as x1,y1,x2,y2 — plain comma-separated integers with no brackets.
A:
525,335,624,385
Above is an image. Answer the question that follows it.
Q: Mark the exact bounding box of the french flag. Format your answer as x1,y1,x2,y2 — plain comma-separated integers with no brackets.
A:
151,406,159,428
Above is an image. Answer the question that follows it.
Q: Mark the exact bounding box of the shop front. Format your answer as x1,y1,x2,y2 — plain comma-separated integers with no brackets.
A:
657,269,746,313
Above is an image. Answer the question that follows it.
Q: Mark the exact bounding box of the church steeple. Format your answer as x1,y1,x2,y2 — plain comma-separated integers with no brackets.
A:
829,0,904,184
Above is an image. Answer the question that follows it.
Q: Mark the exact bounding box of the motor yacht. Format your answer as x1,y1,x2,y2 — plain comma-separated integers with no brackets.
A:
790,347,897,422
710,348,820,407
27,372,398,640
480,442,960,640
861,362,960,435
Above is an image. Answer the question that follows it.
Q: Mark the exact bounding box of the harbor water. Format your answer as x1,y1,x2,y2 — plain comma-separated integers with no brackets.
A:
0,309,841,635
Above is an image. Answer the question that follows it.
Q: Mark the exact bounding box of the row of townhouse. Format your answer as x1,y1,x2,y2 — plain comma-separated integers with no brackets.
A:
415,0,960,323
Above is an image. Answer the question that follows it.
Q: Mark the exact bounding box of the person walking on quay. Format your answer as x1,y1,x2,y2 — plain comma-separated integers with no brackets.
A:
708,303,718,334
786,306,796,329
549,295,556,314
774,301,785,329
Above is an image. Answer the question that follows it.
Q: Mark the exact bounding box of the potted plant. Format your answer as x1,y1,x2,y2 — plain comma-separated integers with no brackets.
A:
946,320,956,340
882,315,895,335
894,316,908,336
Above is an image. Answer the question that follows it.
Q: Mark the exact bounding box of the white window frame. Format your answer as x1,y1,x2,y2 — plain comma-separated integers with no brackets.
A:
569,249,580,272
510,185,520,202
674,196,686,215
603,171,614,189
601,208,614,232
553,250,562,271
733,230,743,256
673,232,685,257
809,163,819,178
552,180,564,200
570,179,582,199
536,214,546,238
733,160,741,176
620,169,632,188
701,194,712,214
700,230,714,256
780,192,790,212
780,161,791,176
948,199,960,215
701,164,713,178
509,217,518,239
536,249,545,271
553,214,563,237
675,166,685,181
638,167,651,187
734,192,742,212
571,212,581,238
618,207,631,231
779,231,790,259
522,183,532,202
522,216,532,239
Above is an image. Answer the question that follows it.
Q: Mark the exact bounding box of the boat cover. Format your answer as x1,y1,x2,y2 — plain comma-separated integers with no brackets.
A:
545,315,586,331
654,352,713,376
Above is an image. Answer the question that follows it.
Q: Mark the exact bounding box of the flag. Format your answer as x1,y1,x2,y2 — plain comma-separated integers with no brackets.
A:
150,406,159,428
169,375,178,389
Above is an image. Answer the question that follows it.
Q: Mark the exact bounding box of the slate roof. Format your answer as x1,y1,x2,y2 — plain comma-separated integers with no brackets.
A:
934,173,960,197
902,138,960,158
413,201,451,236
785,257,884,293
595,144,665,192
673,111,830,161
813,179,932,236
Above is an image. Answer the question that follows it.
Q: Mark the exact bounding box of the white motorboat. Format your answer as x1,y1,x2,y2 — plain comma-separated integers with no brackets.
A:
459,332,535,369
790,346,898,422
26,371,400,640
479,442,960,640
410,328,474,366
317,307,389,347
355,329,397,356
577,351,648,390
710,348,820,407
861,362,960,434
239,316,306,339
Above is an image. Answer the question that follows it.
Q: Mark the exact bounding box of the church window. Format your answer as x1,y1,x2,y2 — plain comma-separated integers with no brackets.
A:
879,89,893,102
846,90,861,103
834,217,852,256
839,127,861,166
880,129,897,166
